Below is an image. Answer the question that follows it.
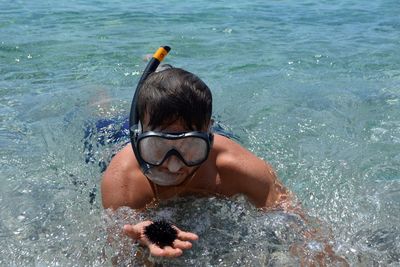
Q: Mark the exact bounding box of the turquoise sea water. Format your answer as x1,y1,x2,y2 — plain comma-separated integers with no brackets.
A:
1,0,399,265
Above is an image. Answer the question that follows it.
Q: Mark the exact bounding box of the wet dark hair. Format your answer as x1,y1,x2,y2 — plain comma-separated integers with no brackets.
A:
137,68,212,131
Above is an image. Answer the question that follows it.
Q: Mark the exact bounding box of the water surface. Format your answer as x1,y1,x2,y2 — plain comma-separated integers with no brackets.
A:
1,0,399,265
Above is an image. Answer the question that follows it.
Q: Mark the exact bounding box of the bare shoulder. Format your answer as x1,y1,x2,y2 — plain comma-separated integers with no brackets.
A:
213,134,269,176
212,134,288,208
101,143,154,210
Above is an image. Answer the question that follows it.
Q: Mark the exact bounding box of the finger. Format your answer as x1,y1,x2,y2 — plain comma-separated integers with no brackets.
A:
162,246,183,258
147,243,165,257
173,226,199,241
123,221,153,240
123,224,139,239
148,244,183,258
173,239,193,250
176,230,199,241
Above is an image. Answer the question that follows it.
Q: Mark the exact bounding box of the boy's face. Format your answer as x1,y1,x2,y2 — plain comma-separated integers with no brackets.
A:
140,115,210,186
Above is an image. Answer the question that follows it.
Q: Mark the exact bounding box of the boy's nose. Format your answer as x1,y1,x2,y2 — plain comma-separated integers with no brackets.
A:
164,155,184,173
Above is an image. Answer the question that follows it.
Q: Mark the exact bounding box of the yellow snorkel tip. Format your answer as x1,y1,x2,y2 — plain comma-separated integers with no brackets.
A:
153,46,171,62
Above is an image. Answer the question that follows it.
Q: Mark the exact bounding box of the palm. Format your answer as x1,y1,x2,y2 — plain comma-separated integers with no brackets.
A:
124,221,199,257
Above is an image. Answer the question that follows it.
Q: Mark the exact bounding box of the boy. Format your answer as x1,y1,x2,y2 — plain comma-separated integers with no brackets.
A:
101,67,290,257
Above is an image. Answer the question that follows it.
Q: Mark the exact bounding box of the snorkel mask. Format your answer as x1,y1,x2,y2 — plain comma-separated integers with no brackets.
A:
129,46,213,186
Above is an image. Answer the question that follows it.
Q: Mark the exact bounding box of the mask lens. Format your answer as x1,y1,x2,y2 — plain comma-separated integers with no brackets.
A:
178,137,208,165
138,136,170,165
138,135,209,166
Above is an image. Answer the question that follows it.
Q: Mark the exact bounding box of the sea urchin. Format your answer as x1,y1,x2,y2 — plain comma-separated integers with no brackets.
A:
144,220,178,248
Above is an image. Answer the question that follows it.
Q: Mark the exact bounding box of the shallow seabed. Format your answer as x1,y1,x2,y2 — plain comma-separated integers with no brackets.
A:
1,0,399,266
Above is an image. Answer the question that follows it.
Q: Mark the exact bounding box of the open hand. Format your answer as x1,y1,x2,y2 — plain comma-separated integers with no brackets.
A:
123,221,198,257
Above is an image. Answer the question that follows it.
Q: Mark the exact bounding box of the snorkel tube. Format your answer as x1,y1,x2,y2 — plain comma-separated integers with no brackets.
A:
129,46,171,173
